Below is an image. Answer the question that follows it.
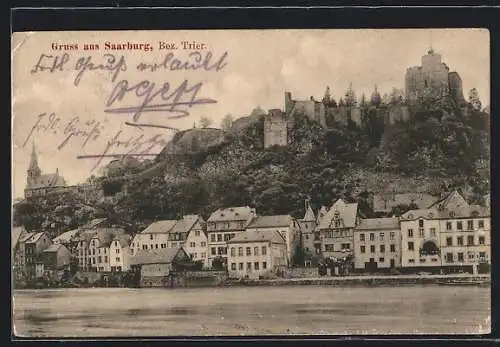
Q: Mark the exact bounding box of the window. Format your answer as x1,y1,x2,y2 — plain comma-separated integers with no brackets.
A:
98,256,102,263
98,248,101,254
325,244,335,252
254,247,259,256
342,243,350,250
231,263,236,270
468,252,475,260
150,234,153,240
150,244,154,249
116,257,120,262
446,222,452,230
238,247,243,256
195,230,201,236
230,247,236,256
92,258,96,264
217,247,227,255
446,253,453,263
379,233,384,241
210,234,216,242
261,246,268,256
224,234,231,242
408,242,414,251
143,245,147,250
254,262,260,270
380,245,385,253
211,247,217,255
467,220,474,231
161,243,166,248
217,234,223,242
457,252,464,262
457,221,463,230
418,220,424,228
190,242,196,248
478,220,485,228
360,233,365,242
390,244,396,253
115,241,118,247
446,237,452,246
370,245,375,253
360,246,366,253
246,247,251,256
430,228,436,237
92,249,95,255
247,262,252,270
239,263,244,270
390,232,395,241
419,229,424,237
104,256,108,262
408,229,414,238
262,262,267,269
479,252,486,259
479,236,485,245
201,242,207,247
409,259,415,263
369,233,375,241
201,252,206,258
379,257,385,262
457,236,463,246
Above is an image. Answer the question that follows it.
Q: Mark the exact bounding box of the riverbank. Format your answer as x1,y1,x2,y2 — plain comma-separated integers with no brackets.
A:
226,273,491,287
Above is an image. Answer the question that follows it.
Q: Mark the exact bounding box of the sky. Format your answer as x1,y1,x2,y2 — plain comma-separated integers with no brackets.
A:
11,29,490,199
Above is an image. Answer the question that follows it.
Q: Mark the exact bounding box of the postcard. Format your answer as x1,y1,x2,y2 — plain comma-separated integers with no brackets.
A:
11,29,491,337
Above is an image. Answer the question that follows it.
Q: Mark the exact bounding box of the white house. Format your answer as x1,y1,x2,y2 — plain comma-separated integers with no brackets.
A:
130,220,177,256
245,215,300,266
179,215,209,268
109,234,132,272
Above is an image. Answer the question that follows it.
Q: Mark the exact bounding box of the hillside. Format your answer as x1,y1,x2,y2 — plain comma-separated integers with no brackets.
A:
13,95,490,234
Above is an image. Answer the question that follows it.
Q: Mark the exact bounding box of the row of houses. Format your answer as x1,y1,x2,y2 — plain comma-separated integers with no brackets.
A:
12,189,491,285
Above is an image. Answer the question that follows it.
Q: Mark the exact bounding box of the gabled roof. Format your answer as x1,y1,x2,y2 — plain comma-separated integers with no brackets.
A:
130,248,185,266
228,229,286,244
140,220,177,234
318,199,358,230
27,173,66,189
12,227,26,250
89,228,126,247
26,232,46,244
207,206,255,222
303,205,315,222
428,190,468,211
52,228,80,244
19,232,35,243
247,215,293,229
317,206,328,224
355,217,400,231
169,215,200,235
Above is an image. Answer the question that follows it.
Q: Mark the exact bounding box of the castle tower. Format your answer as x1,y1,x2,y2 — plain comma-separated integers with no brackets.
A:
27,142,41,186
322,86,331,104
264,109,288,148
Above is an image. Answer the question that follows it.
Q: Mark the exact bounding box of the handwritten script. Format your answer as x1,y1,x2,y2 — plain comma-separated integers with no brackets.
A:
27,50,228,168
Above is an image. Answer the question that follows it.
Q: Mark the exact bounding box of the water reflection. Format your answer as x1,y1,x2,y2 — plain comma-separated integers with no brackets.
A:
13,285,490,337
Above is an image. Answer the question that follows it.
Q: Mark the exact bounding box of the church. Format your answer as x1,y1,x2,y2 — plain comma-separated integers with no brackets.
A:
24,143,67,199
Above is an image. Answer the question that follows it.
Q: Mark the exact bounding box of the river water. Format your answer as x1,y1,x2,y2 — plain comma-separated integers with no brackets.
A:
13,285,490,337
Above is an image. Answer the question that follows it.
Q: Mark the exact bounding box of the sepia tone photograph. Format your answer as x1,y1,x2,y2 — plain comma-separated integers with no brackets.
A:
11,28,490,337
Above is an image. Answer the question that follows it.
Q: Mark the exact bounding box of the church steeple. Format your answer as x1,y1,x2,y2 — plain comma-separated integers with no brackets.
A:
28,142,41,177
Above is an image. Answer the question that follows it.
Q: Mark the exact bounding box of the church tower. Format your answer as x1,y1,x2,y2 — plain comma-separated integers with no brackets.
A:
27,142,41,187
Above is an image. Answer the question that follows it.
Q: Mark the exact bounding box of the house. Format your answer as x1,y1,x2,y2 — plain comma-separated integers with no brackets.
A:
167,215,199,250
227,229,287,279
130,248,190,288
438,204,490,274
16,231,35,281
316,199,359,260
12,227,28,283
130,220,177,256
353,217,401,272
206,206,257,268
109,234,132,272
372,193,438,214
24,232,52,281
428,189,469,212
177,215,209,267
399,208,442,272
297,200,317,257
74,227,126,272
39,243,71,277
245,214,300,266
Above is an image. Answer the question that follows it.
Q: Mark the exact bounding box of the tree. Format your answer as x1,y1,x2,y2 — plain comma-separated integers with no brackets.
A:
468,88,482,111
199,116,213,128
220,114,233,131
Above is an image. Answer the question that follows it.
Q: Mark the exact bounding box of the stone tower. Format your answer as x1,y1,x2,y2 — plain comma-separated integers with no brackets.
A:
264,109,287,148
